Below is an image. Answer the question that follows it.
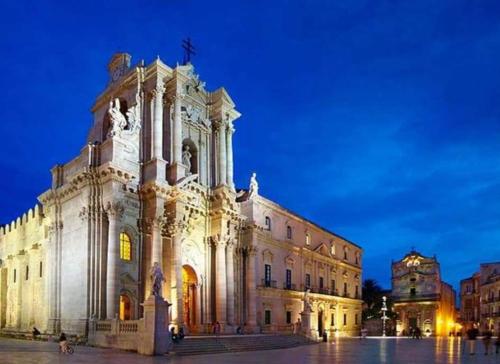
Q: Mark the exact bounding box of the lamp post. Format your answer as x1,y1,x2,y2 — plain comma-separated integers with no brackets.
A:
381,296,388,337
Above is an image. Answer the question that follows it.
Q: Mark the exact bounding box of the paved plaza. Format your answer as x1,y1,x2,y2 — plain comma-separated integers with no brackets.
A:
0,337,499,364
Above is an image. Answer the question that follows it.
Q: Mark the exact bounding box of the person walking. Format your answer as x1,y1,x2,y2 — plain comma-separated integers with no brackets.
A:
466,326,479,355
483,329,493,355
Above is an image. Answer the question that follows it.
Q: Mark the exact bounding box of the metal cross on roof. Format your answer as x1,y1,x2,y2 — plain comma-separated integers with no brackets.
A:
182,38,196,65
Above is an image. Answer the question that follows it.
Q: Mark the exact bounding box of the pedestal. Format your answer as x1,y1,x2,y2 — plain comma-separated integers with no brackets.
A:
143,158,168,182
300,310,313,339
167,162,187,185
138,295,172,356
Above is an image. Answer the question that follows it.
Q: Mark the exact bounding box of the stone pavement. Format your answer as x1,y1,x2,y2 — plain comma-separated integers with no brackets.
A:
0,337,499,364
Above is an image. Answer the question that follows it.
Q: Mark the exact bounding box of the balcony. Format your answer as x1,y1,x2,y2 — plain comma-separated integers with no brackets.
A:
283,283,297,291
392,293,440,303
261,279,277,288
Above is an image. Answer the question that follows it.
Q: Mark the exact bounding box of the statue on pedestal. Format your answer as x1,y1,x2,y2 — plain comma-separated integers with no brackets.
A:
248,172,259,199
150,262,165,297
303,289,313,312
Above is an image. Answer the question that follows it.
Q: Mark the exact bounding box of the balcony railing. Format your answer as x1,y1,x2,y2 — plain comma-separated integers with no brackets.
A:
261,279,277,288
283,283,297,290
392,293,440,302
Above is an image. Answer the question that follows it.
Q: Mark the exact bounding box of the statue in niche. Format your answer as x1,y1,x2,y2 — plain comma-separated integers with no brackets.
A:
150,262,165,297
182,145,192,176
182,145,192,175
248,172,259,199
108,98,128,137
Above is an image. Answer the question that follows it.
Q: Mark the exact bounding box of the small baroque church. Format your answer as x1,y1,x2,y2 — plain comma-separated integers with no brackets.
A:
0,53,363,338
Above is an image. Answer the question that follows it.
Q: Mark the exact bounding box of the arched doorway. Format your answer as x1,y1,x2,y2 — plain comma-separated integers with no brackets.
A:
318,308,324,336
182,265,198,330
119,294,131,320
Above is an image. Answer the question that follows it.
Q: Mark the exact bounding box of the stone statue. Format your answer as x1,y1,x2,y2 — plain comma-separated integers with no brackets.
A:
248,172,259,199
126,93,141,133
182,145,192,175
303,289,313,312
150,262,165,297
108,98,128,137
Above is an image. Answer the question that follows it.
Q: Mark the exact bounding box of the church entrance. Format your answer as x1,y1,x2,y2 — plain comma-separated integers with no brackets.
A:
182,265,198,330
318,309,324,336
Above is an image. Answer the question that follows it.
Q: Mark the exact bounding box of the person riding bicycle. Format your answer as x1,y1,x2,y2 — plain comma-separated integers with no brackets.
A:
59,332,69,354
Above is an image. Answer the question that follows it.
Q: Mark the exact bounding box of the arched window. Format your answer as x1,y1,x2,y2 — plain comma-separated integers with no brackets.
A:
305,233,311,246
343,246,348,260
286,225,292,239
119,294,131,320
120,232,132,261
265,216,271,230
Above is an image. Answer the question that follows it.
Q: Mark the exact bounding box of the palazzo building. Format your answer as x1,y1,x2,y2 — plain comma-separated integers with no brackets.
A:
460,262,500,333
0,53,363,337
391,250,456,336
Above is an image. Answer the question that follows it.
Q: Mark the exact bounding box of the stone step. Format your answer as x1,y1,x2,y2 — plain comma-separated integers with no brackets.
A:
171,334,316,356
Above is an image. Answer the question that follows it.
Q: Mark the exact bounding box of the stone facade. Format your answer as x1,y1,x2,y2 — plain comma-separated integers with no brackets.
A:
461,262,500,334
0,53,362,338
391,250,456,336
459,272,480,332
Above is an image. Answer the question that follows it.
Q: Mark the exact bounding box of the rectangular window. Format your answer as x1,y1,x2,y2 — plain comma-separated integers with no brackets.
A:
319,277,324,289
355,285,359,298
25,266,29,280
13,269,16,283
265,264,271,286
343,313,347,326
286,226,292,239
39,262,43,278
265,310,271,325
355,314,358,325
331,313,335,326
286,269,292,289
344,282,348,296
286,311,292,324
331,279,336,292
305,273,311,288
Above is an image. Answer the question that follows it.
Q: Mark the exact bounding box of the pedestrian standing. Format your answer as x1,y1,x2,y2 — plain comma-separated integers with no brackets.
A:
466,326,479,355
483,330,492,355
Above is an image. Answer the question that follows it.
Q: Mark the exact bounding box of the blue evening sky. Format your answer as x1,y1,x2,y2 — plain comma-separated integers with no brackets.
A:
1,1,499,291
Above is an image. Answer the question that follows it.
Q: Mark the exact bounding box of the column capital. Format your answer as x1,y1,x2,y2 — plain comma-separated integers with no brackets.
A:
247,246,258,256
105,201,124,220
151,81,165,98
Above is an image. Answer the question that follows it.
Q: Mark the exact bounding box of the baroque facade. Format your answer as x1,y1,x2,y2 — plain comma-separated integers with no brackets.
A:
0,53,362,337
460,262,500,334
391,250,456,336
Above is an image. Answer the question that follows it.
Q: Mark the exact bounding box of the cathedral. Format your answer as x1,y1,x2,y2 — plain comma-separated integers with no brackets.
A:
0,53,363,338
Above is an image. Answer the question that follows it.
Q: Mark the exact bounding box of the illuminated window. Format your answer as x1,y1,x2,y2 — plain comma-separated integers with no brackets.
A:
305,233,311,246
120,232,132,261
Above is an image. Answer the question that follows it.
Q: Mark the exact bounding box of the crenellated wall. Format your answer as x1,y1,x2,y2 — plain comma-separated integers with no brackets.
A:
0,204,49,332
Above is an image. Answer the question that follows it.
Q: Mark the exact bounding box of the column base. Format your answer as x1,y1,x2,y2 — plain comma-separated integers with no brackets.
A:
143,158,168,182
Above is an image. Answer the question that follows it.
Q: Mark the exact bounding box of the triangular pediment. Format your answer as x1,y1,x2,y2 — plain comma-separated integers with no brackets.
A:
314,243,331,257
